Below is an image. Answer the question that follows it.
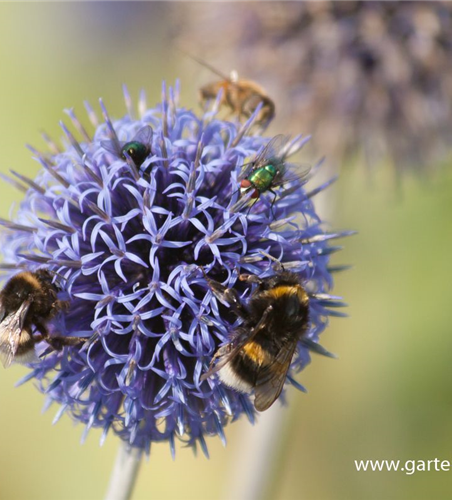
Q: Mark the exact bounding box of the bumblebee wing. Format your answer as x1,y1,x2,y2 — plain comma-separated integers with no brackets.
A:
201,305,274,382
253,135,290,169
0,299,32,368
133,125,153,147
254,341,297,412
100,139,121,157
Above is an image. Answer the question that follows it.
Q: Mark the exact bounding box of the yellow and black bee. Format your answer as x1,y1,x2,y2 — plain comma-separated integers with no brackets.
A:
0,270,80,368
201,267,331,411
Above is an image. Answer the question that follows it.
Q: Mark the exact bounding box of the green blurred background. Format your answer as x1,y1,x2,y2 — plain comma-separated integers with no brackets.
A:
1,3,452,500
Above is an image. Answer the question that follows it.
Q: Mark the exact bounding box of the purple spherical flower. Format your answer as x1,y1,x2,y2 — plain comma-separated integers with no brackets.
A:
0,82,349,456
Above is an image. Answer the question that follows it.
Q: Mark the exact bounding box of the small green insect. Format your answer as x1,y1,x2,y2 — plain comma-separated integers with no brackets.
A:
102,125,153,168
243,163,278,198
121,140,149,167
240,135,309,203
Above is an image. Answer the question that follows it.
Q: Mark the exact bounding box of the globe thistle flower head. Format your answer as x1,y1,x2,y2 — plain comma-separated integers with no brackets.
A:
0,81,349,456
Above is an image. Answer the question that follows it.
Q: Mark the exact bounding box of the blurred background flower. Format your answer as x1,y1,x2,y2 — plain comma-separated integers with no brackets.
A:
173,1,452,176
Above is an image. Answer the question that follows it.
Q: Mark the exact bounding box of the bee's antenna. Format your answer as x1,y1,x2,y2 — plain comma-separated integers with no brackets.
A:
258,251,285,272
177,47,232,82
45,269,68,284
197,265,216,283
197,265,208,281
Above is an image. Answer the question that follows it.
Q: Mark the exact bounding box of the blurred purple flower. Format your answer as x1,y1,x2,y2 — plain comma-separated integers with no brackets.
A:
0,82,348,456
173,1,452,173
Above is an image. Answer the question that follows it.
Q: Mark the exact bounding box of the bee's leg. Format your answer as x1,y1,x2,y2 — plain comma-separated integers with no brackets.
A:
34,322,49,340
258,250,285,273
208,343,231,370
249,304,273,337
43,337,61,351
32,333,46,342
224,91,237,116
33,324,78,351
64,336,86,346
47,336,85,351
239,273,262,285
200,267,248,319
200,343,233,382
271,259,284,274
53,299,70,313
34,318,84,351
45,299,70,323
213,282,248,319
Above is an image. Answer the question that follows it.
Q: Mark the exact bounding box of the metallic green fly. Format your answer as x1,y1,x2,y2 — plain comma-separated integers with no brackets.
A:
239,134,310,205
101,125,153,168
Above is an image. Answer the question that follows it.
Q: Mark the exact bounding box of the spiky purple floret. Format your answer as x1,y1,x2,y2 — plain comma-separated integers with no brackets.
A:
0,82,349,456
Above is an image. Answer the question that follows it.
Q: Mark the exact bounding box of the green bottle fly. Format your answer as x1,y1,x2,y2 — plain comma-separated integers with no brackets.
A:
248,164,277,191
101,125,153,170
121,141,149,167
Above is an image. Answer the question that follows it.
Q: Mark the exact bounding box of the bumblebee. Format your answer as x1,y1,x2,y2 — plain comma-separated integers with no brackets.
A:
0,270,81,368
201,267,329,411
101,125,153,168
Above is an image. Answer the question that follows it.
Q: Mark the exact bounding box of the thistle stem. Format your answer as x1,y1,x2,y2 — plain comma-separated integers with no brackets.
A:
104,443,142,500
223,404,289,500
